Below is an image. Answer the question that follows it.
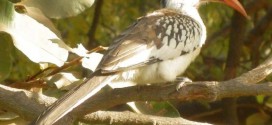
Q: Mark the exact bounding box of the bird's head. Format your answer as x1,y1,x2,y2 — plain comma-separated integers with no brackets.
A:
161,0,248,18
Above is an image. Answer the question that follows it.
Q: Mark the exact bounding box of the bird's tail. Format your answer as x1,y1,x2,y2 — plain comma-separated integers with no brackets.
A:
30,72,116,125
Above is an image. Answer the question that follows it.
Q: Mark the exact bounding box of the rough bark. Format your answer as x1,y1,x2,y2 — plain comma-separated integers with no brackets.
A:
0,56,271,125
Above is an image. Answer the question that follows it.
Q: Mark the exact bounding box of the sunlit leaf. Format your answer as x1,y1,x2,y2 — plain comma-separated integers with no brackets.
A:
20,0,95,19
72,44,103,71
47,72,82,90
0,7,69,66
20,6,62,37
71,44,89,57
81,53,103,71
0,1,69,67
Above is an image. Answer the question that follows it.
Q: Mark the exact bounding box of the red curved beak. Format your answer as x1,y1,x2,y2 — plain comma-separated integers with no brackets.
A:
223,0,249,18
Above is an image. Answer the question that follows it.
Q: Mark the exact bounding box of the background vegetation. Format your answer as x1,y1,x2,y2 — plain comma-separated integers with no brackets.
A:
0,0,272,124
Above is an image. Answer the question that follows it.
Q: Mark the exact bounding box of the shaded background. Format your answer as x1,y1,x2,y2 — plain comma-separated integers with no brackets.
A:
2,0,272,124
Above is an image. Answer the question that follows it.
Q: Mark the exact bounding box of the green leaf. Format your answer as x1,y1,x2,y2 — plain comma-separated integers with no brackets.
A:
246,113,270,125
0,32,13,81
0,0,14,26
256,95,265,104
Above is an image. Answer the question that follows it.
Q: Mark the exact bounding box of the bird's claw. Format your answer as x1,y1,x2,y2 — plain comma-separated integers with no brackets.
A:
175,77,192,91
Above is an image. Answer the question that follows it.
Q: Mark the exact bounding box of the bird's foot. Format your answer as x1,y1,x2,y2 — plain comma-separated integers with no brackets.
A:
175,77,192,91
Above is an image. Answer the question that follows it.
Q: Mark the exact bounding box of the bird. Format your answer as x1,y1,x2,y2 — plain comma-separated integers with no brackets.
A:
31,0,247,124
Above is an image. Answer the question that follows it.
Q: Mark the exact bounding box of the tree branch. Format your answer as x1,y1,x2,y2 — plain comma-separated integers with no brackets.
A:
87,0,104,49
81,111,211,125
0,56,271,124
0,85,56,120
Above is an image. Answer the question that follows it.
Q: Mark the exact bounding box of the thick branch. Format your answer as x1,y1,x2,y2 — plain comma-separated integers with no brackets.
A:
70,56,272,122
0,85,56,120
234,55,272,84
0,56,271,124
72,81,272,117
81,111,211,125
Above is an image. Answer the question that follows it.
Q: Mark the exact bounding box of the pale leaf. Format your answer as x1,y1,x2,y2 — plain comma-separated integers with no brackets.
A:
71,44,89,57
47,72,81,90
4,12,69,66
72,44,103,71
82,52,103,71
19,6,62,37
20,0,95,19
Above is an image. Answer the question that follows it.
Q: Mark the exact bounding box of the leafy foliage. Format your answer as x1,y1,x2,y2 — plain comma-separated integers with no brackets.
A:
0,0,271,124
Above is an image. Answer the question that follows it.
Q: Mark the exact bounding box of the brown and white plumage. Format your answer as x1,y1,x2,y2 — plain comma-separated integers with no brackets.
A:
99,9,205,84
31,0,247,124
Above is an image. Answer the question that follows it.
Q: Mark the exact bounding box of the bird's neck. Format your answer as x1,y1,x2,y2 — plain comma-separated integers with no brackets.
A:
166,4,202,23
165,4,207,46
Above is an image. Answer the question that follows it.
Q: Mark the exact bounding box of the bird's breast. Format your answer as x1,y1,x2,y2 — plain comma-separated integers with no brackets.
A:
113,48,201,85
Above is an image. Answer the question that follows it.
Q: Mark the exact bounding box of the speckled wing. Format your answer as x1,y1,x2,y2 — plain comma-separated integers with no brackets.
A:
98,9,203,73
